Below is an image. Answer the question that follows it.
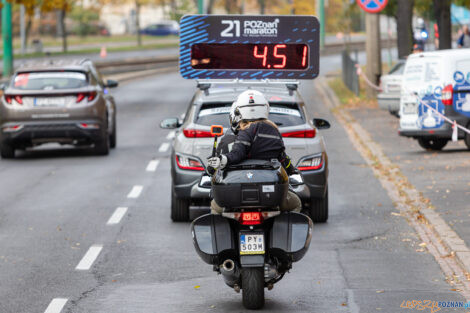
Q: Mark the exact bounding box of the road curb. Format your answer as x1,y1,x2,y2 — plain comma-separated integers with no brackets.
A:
314,77,470,299
105,66,176,83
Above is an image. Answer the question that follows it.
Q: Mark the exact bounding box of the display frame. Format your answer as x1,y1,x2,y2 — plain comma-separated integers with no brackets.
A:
179,15,320,80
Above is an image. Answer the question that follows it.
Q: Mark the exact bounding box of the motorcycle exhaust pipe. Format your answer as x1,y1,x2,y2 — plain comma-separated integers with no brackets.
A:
220,259,240,288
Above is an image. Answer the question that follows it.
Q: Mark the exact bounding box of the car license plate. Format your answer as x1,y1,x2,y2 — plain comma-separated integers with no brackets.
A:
34,97,67,107
240,233,264,255
403,103,417,114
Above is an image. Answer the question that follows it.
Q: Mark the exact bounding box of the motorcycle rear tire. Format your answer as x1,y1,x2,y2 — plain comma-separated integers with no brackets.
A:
241,267,265,310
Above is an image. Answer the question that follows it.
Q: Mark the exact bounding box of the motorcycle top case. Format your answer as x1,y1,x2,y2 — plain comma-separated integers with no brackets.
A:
270,212,313,262
211,160,289,209
191,214,235,265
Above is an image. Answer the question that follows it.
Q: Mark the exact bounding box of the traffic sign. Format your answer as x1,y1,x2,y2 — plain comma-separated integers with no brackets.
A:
356,0,388,13
179,15,320,80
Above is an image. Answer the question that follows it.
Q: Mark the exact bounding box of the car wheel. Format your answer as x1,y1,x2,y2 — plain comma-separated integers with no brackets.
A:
94,130,110,156
417,138,448,151
0,142,15,159
171,184,189,222
309,187,328,223
110,116,117,149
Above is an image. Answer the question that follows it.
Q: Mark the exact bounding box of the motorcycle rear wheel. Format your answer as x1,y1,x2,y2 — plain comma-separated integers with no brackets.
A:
241,267,265,310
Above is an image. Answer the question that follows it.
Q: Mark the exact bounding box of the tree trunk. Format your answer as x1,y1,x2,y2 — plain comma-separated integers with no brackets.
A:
434,0,451,49
207,0,216,14
59,9,67,53
257,0,265,14
135,1,142,46
396,0,414,58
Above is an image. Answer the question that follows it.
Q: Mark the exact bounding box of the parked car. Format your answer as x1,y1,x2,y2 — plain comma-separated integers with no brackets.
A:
378,59,405,117
161,81,330,223
0,59,118,158
398,49,470,150
139,21,179,36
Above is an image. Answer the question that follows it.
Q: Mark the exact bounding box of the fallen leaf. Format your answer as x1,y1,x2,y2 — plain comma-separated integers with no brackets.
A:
341,303,347,306
194,285,200,289
419,242,427,247
391,212,401,217
402,238,411,242
376,290,384,293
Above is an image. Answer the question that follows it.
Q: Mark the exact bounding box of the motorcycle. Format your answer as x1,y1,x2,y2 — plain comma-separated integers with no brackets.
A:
190,125,313,309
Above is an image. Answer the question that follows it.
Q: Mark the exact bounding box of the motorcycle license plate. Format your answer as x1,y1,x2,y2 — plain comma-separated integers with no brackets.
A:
240,233,265,255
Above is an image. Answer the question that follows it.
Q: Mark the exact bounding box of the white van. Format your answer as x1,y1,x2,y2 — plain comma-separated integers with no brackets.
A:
398,49,470,150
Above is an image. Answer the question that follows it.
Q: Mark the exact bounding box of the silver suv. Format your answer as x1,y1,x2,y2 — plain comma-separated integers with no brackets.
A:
161,81,330,223
0,59,118,158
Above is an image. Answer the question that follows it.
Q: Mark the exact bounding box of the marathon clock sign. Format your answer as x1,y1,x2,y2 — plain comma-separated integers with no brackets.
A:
179,15,320,80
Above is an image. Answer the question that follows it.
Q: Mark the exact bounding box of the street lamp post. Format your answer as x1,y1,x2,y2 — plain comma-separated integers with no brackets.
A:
2,0,14,77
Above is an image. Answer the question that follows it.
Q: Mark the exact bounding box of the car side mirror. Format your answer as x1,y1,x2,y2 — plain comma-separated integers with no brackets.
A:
160,117,180,129
105,79,119,88
313,118,330,130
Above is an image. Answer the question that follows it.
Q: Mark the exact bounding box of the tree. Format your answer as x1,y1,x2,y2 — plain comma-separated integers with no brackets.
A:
383,0,414,58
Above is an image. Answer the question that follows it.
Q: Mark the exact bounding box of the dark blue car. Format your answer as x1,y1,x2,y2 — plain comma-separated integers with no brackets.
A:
139,22,179,36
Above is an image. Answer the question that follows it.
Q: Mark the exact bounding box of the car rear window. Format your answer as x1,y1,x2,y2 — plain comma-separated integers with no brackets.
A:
12,71,88,90
404,58,440,84
389,62,405,75
196,102,304,127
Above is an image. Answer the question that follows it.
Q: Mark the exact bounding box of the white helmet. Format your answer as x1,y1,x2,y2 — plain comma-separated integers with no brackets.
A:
232,90,270,124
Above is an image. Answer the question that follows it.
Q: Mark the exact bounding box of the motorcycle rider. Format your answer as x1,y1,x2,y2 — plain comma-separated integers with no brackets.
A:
207,89,301,214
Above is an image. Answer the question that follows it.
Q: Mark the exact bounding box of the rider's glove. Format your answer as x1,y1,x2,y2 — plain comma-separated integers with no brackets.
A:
208,155,228,170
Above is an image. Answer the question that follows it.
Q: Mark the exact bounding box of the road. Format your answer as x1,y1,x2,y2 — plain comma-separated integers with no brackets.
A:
1,60,468,312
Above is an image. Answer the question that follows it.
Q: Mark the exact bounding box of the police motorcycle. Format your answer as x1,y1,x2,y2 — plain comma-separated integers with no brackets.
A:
191,125,313,310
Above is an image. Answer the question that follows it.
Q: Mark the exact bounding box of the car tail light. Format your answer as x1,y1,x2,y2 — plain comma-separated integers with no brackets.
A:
76,92,97,103
175,154,205,171
3,124,23,132
442,84,453,106
87,91,97,101
4,95,23,105
282,129,316,138
297,155,323,171
183,129,214,138
78,123,100,129
239,212,263,225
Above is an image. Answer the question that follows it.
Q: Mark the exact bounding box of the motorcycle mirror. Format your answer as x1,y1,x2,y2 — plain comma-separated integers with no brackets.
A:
210,125,224,136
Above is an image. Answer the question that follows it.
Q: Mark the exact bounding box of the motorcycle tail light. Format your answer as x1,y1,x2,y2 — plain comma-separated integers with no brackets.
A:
298,155,323,171
175,154,204,171
240,212,263,225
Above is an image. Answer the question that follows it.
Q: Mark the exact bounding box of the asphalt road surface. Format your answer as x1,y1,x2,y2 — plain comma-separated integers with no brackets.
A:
0,71,466,313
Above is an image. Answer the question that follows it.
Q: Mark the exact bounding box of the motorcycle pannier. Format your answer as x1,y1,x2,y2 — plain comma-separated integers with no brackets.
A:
269,212,313,262
191,214,236,265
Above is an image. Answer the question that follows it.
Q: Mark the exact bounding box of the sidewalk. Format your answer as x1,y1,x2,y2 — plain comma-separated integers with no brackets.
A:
315,77,470,299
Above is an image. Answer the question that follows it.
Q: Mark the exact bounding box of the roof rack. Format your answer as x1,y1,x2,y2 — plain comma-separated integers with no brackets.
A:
196,79,299,94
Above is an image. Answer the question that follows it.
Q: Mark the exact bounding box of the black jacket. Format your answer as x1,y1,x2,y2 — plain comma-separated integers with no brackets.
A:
224,121,296,174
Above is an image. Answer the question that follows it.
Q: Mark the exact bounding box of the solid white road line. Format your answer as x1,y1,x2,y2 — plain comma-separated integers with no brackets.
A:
127,185,143,198
166,131,175,140
146,160,160,172
107,207,128,225
44,298,68,313
75,245,103,271
158,142,170,152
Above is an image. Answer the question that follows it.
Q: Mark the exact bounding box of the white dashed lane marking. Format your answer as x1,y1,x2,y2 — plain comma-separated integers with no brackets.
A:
158,142,170,152
44,298,68,313
127,185,143,198
107,207,128,225
75,245,103,271
146,160,160,172
166,131,175,140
